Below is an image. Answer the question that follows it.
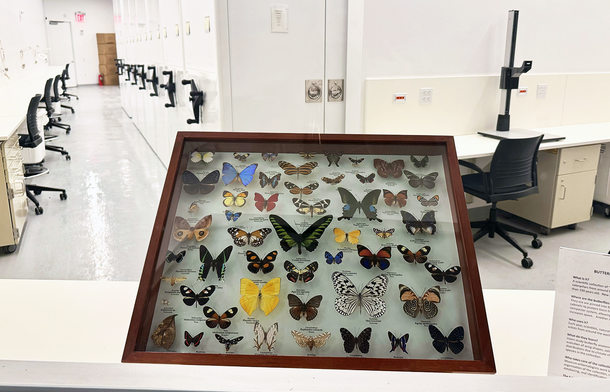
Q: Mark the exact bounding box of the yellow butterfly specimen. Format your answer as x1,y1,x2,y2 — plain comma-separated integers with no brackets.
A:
161,276,187,286
291,330,331,351
222,191,248,207
239,277,281,316
333,228,361,244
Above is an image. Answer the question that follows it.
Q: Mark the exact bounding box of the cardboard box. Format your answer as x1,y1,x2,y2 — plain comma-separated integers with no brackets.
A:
96,33,116,45
104,74,119,86
98,54,117,65
99,64,117,76
97,42,117,55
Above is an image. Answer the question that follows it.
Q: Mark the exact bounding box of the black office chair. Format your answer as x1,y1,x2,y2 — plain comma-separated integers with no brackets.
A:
20,95,68,215
53,74,74,113
60,64,79,100
459,135,544,268
42,78,71,134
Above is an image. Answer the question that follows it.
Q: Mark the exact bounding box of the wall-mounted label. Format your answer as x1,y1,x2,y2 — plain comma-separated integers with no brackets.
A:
204,16,211,33
270,4,288,33
185,21,191,36
175,24,179,37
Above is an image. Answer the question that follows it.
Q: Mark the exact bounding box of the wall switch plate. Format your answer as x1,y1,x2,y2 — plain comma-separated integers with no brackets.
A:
517,87,528,96
419,87,433,104
537,84,548,99
393,93,406,103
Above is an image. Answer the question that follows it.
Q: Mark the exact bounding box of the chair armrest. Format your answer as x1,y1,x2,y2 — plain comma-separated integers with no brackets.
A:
458,160,490,195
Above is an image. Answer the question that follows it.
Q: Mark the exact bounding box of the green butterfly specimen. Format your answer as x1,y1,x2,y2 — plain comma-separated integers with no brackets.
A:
268,214,333,255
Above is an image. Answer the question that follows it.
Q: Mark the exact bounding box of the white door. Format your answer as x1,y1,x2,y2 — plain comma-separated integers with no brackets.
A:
47,21,77,86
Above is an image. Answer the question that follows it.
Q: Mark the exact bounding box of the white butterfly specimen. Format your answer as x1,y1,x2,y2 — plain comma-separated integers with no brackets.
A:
253,322,278,351
331,272,389,318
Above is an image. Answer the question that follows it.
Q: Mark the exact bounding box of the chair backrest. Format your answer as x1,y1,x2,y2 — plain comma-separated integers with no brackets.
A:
64,63,71,80
52,75,61,101
43,78,53,113
60,69,67,91
26,94,43,142
488,135,544,192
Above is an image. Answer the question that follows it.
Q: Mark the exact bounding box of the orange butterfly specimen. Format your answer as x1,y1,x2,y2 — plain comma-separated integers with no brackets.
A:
397,245,431,264
399,285,441,319
284,181,319,197
172,215,212,242
383,189,408,207
321,174,345,185
357,245,392,270
254,192,279,212
373,159,405,178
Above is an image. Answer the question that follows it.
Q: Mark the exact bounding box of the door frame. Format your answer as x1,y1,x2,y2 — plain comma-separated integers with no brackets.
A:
46,20,78,86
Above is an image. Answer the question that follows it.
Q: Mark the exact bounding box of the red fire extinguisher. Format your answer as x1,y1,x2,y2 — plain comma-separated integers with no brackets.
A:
99,74,103,86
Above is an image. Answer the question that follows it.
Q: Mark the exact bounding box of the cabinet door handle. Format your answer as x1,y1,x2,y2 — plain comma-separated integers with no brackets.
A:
560,185,567,200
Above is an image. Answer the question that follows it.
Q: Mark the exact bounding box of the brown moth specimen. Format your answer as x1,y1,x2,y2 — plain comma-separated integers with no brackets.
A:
151,314,177,349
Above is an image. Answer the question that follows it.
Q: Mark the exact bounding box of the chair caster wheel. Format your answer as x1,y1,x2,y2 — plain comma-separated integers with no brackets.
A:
65,155,71,160
70,109,75,113
521,257,533,269
34,190,42,195
35,206,44,215
568,223,577,230
57,117,61,121
3,245,16,254
66,130,71,134
60,193,67,200
531,239,543,249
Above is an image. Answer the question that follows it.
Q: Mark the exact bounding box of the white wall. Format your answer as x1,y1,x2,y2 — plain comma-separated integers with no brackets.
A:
43,0,115,85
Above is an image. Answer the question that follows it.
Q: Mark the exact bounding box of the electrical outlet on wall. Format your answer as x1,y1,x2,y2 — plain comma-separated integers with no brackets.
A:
537,84,548,99
419,87,433,104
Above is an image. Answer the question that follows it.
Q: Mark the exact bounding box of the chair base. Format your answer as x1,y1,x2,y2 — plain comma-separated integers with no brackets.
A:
61,104,75,113
26,184,68,215
46,145,71,160
471,203,541,268
45,119,71,134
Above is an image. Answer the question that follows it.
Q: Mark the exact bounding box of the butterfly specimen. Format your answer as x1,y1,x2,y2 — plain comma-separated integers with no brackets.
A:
165,250,185,263
221,163,258,186
425,263,462,283
331,272,389,317
287,294,323,321
284,181,319,197
277,161,318,178
403,170,438,189
399,285,441,319
161,299,170,305
291,330,331,351
225,210,242,222
259,172,281,188
151,314,176,349
246,250,278,274
429,325,465,355
401,210,437,235
254,192,279,212
348,157,364,167
172,215,212,242
411,155,429,168
324,151,343,167
240,277,281,316
161,276,187,286
261,152,278,161
190,151,214,163
321,174,345,185
203,306,238,329
198,245,233,282
388,331,409,353
292,198,331,217
268,214,333,254
253,322,279,351
299,152,316,159
215,334,244,352
222,191,248,208
382,189,408,208
233,153,250,162
356,173,375,184
373,228,395,239
182,170,220,195
325,251,344,265
340,327,372,354
284,261,318,283
373,159,405,178
227,227,272,247
333,228,361,244
337,188,382,222
188,201,199,214
180,285,216,307
418,195,439,207
357,245,392,270
397,245,431,264
184,331,204,347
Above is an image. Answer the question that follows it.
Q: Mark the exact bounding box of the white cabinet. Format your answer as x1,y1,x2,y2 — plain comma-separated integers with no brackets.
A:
499,145,601,232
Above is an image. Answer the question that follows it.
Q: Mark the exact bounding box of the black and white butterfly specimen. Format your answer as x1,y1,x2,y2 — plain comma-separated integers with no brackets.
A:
428,325,465,355
198,245,233,282
348,157,364,167
425,263,461,283
179,285,216,307
299,152,316,159
284,181,319,197
373,159,405,178
411,155,429,168
203,306,238,329
245,250,278,274
284,261,318,283
259,172,281,188
324,151,343,167
253,322,279,351
233,153,250,162
403,170,438,189
182,170,220,195
165,250,186,264
388,331,409,353
277,161,318,178
399,285,441,319
268,214,333,254
340,327,372,354
227,227,273,247
215,334,244,352
397,245,431,264
401,210,436,235
357,245,392,270
373,228,395,239
337,188,382,222
261,152,278,162
331,272,388,318
356,173,375,184
383,189,408,208
292,198,331,217
184,331,204,347
321,174,345,185
417,195,439,207
287,294,323,321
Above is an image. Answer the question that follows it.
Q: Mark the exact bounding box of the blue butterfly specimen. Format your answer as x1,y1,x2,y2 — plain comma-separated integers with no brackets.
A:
222,163,258,187
225,210,242,222
324,251,343,265
388,331,409,353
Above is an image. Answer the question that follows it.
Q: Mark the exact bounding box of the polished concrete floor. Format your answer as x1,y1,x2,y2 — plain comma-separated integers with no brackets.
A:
1,85,608,289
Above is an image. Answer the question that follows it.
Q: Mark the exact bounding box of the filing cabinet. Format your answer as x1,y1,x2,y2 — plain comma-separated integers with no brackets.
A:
0,132,28,252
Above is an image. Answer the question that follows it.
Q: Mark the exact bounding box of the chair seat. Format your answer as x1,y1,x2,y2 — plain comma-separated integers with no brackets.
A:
24,166,49,178
461,173,538,203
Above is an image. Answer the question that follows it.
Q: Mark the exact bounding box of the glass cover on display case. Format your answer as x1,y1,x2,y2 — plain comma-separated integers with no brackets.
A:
123,132,495,373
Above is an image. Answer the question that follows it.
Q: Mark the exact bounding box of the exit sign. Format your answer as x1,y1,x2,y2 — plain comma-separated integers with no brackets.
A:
75,12,85,22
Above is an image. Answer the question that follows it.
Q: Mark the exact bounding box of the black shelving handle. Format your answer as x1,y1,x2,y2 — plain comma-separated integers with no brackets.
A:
131,65,138,85
138,65,146,90
146,66,158,97
124,64,131,81
114,59,124,76
181,79,205,124
160,70,176,108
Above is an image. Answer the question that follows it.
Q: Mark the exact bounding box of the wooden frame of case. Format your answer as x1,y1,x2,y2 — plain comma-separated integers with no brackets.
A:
123,131,495,373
